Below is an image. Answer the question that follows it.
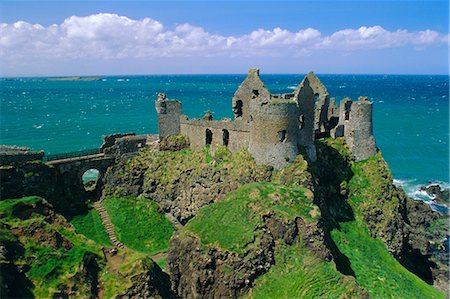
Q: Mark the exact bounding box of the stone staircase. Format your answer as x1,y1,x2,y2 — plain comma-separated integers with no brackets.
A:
93,201,126,249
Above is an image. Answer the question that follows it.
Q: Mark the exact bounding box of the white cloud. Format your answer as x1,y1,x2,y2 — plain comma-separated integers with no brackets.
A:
0,13,447,62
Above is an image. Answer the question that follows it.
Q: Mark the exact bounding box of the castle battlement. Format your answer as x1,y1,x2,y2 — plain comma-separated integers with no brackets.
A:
155,69,377,169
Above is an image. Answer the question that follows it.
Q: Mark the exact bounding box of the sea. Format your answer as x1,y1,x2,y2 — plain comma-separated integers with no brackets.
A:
1,74,448,211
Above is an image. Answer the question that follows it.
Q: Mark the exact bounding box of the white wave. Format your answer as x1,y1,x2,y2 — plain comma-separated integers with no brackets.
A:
287,85,296,90
394,178,449,212
117,79,125,82
33,124,43,129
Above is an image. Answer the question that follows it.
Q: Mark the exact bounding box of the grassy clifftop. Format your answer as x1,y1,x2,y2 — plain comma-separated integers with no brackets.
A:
186,182,317,254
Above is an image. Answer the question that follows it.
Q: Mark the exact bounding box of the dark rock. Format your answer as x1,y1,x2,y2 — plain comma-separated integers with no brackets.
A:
421,184,449,206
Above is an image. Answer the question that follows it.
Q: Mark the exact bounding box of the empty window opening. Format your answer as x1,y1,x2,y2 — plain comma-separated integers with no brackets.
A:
82,169,100,191
252,89,259,96
314,93,320,102
222,129,229,147
206,129,213,145
234,100,243,118
299,115,305,129
278,130,287,142
345,111,350,120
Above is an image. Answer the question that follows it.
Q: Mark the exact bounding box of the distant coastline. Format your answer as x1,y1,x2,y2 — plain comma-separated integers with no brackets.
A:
47,77,102,81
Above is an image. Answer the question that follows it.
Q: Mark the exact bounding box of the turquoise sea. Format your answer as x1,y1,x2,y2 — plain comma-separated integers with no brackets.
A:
1,74,448,206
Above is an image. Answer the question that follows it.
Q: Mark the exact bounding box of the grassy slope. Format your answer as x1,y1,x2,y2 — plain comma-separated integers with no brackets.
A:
332,222,442,299
103,196,175,255
186,182,317,254
247,242,363,298
70,208,112,246
323,139,444,299
0,196,104,298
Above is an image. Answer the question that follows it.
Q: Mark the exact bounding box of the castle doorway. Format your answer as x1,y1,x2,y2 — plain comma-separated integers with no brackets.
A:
222,129,229,146
206,129,213,145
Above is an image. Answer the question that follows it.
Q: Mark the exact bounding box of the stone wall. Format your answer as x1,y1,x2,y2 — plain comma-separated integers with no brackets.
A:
0,146,44,166
296,77,317,161
180,117,250,152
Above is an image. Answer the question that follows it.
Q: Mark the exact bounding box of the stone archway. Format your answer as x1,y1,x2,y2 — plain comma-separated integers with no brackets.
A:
81,168,100,192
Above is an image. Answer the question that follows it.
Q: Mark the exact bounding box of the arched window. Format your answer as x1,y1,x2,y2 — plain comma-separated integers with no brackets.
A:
206,129,213,145
222,129,229,146
278,130,287,142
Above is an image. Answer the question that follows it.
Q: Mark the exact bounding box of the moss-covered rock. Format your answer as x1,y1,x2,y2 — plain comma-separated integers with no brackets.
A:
103,147,272,224
168,183,330,298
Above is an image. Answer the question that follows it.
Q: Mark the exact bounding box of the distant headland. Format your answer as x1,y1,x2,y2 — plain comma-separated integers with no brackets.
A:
47,76,102,81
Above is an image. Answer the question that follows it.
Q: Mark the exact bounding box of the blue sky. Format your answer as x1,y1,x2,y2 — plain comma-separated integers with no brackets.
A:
0,1,448,76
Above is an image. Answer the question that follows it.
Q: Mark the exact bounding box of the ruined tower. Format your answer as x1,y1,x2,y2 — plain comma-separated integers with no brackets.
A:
343,97,377,161
231,68,270,123
248,97,300,170
295,77,317,161
155,93,182,139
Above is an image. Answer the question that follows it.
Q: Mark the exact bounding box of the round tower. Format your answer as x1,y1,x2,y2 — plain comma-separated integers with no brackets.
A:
248,101,299,170
345,97,377,161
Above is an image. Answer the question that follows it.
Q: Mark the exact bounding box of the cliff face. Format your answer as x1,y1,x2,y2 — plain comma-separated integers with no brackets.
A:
103,147,273,225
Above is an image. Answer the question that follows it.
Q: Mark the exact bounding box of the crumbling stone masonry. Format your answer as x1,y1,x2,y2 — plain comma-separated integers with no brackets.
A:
155,69,377,169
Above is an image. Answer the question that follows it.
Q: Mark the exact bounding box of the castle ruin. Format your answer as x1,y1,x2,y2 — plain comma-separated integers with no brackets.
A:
155,69,377,169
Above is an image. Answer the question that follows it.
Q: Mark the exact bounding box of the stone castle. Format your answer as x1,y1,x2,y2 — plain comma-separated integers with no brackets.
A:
155,69,377,170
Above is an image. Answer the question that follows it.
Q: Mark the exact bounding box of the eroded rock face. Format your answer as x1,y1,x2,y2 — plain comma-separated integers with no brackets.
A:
103,149,272,225
405,195,449,294
168,216,330,299
123,258,176,299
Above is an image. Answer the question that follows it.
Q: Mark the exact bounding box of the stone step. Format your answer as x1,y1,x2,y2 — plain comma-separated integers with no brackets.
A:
93,201,126,250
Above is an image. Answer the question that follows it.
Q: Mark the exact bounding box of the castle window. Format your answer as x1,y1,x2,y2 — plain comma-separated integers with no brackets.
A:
345,111,350,120
315,93,320,102
206,129,213,145
278,130,286,142
222,129,229,147
234,100,243,118
252,89,259,96
299,115,305,129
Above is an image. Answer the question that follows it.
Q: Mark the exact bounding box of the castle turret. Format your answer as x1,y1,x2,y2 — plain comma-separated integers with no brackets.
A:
295,77,317,161
155,93,182,139
232,68,270,123
248,98,299,170
344,97,377,161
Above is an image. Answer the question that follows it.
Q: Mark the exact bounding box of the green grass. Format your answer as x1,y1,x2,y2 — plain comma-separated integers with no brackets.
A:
156,256,167,270
103,196,175,254
186,182,317,254
247,241,363,298
331,221,443,299
99,251,153,298
0,196,42,219
70,208,112,246
0,196,104,298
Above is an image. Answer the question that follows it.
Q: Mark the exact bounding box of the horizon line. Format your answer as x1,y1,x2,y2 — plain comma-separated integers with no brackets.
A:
2,72,449,79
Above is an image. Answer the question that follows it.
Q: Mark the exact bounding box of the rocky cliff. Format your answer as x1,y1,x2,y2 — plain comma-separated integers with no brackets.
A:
1,137,447,298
